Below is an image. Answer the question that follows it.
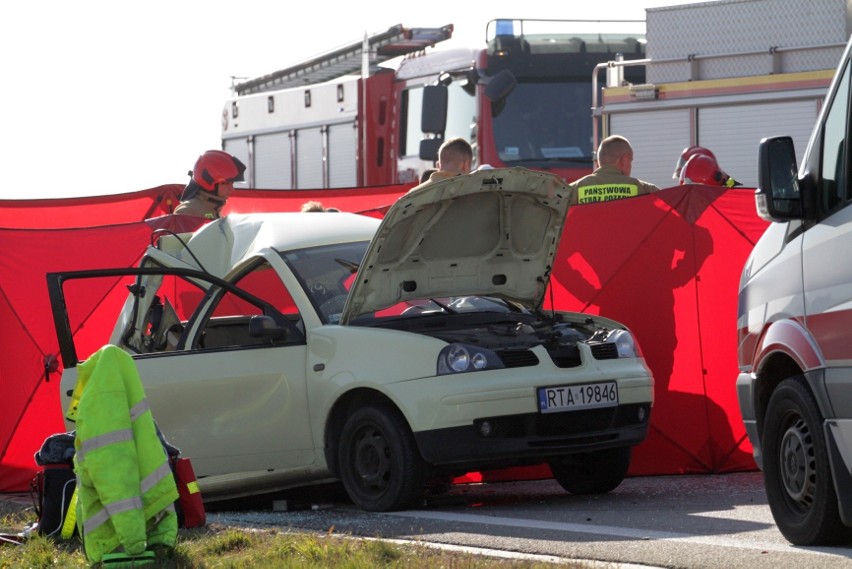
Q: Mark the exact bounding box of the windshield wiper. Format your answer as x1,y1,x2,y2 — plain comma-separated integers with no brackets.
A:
334,258,360,274
428,298,458,314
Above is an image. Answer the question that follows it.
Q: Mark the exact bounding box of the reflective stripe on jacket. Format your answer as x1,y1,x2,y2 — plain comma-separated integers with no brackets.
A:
569,165,660,204
70,345,179,563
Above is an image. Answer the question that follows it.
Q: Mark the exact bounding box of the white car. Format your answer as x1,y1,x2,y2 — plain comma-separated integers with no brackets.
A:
50,167,654,511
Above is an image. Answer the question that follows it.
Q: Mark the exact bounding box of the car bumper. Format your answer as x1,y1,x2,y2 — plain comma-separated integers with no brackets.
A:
414,402,651,468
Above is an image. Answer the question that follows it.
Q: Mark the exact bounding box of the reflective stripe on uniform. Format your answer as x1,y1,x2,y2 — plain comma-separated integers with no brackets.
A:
76,429,133,462
129,399,150,422
140,462,173,495
84,496,144,534
577,184,639,204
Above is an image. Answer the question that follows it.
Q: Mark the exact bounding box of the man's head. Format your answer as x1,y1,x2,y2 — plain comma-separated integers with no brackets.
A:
301,200,326,212
436,137,473,174
596,135,634,176
181,150,246,203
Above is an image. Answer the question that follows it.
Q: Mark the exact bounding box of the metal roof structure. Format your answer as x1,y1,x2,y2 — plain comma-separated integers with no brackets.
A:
233,24,454,96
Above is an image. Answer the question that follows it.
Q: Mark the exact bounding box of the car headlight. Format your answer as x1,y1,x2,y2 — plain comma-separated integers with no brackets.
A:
437,343,505,375
606,329,639,358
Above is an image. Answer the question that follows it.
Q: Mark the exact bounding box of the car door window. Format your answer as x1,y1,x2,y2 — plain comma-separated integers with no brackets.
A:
192,260,304,350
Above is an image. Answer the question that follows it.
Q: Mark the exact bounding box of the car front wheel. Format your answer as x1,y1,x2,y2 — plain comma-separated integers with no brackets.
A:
337,403,425,512
549,447,631,495
762,377,851,545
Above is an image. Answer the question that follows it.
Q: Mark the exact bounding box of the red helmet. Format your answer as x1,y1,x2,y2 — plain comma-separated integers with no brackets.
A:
673,145,716,179
191,150,246,191
181,150,246,201
679,154,740,187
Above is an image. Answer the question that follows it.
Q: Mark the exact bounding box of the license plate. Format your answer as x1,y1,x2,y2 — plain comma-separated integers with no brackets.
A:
537,381,618,413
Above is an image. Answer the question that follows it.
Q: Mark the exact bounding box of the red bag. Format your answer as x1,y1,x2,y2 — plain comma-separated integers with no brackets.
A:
171,457,205,528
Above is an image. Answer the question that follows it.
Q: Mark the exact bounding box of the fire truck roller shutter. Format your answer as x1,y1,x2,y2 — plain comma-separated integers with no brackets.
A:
608,108,691,189
297,127,323,189
223,139,251,188
254,132,293,190
699,101,819,189
328,121,358,188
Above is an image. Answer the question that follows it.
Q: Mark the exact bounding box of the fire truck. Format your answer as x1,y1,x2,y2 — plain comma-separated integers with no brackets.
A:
221,19,646,189
594,0,849,189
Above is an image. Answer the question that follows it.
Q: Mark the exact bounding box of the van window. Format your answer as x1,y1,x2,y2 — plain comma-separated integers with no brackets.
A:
820,61,850,211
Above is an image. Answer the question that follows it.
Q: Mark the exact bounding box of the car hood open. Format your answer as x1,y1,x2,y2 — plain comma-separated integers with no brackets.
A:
340,167,573,324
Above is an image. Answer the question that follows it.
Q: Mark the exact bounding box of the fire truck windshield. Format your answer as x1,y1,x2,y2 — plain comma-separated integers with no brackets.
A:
491,80,593,167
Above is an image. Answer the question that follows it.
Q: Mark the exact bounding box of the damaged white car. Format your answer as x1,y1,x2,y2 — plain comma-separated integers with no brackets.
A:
49,167,653,511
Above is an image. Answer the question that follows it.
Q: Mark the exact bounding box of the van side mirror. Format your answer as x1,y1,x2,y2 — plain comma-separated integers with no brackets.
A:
756,136,803,222
421,85,448,134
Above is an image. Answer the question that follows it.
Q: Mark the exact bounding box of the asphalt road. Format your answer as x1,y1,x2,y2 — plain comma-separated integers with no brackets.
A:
210,472,852,568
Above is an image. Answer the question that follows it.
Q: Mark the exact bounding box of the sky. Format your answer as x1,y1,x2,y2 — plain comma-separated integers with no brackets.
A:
1,0,697,199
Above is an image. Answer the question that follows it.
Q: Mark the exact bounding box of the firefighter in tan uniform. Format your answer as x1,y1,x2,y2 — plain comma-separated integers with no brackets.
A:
410,137,473,191
569,135,659,204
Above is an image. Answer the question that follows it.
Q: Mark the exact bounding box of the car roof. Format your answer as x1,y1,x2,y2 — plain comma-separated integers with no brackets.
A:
155,212,380,278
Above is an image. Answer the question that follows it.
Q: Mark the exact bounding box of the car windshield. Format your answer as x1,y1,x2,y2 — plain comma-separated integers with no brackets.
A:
282,241,526,324
282,241,369,324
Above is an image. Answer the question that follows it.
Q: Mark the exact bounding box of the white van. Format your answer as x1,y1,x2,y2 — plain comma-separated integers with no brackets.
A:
737,36,852,546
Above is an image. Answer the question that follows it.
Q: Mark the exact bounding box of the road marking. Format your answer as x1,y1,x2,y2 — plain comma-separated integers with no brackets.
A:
386,510,843,556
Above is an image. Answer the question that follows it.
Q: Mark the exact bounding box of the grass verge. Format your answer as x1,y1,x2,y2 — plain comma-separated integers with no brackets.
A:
1,498,571,568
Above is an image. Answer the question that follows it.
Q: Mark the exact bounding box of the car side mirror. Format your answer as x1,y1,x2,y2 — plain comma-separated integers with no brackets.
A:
249,315,287,339
757,136,803,222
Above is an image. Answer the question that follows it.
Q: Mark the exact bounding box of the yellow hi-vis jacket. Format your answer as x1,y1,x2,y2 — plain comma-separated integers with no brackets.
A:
67,344,178,564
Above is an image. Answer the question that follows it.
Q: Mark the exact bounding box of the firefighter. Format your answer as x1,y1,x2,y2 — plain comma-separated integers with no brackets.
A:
434,137,473,178
408,138,473,192
672,145,716,180
569,135,659,204
174,150,246,219
679,154,741,187
67,344,179,565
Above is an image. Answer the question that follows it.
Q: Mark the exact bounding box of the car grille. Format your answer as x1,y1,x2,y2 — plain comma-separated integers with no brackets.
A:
474,403,650,441
590,342,619,360
495,349,539,368
496,342,618,369
545,342,618,367
546,344,581,368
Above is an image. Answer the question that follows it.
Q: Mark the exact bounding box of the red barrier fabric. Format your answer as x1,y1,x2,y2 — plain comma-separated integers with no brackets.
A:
551,186,768,475
0,185,185,229
0,182,767,491
0,184,411,230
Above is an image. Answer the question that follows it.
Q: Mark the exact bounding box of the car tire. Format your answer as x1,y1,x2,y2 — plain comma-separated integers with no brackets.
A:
762,377,852,545
337,403,426,512
549,447,631,495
